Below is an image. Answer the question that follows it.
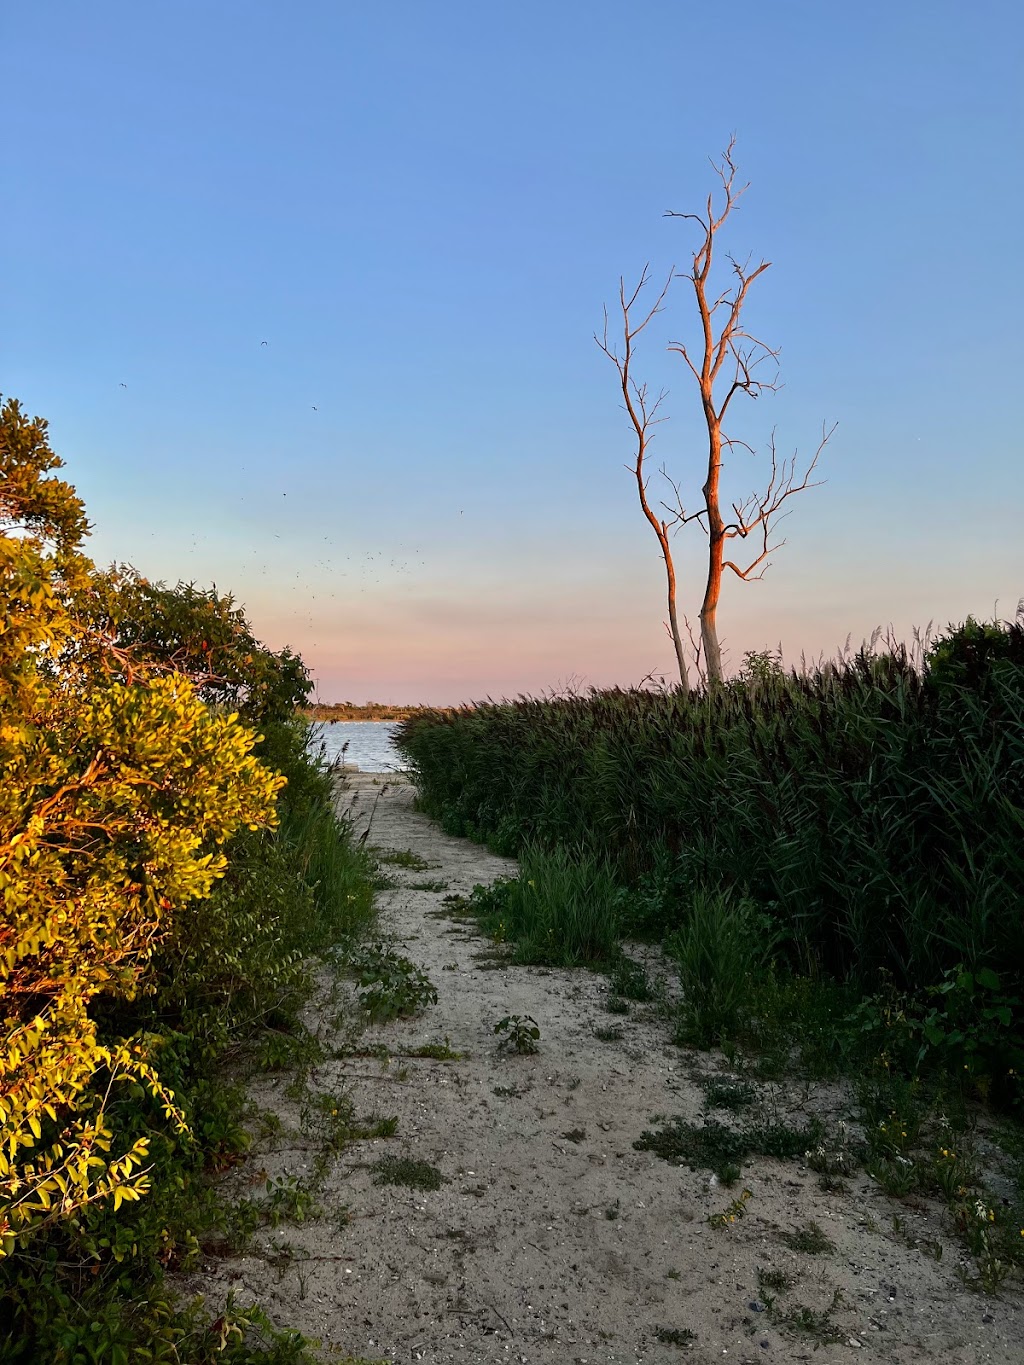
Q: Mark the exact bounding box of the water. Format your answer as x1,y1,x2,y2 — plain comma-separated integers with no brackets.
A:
308,720,406,773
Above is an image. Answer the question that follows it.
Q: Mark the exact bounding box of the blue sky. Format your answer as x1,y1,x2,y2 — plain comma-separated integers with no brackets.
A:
3,1,1022,702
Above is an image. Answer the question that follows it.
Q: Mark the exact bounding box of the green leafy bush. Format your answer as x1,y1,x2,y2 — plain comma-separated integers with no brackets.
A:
0,395,376,1358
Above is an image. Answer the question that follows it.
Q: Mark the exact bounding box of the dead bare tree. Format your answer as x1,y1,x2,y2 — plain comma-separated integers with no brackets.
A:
597,139,835,687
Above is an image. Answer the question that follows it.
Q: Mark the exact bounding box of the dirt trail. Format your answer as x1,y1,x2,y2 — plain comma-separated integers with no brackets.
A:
183,774,1023,1365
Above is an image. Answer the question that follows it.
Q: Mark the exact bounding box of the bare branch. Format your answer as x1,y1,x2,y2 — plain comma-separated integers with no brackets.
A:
721,423,836,543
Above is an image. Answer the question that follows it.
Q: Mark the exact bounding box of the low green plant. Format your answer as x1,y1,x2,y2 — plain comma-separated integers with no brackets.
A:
667,889,778,1047
655,1326,696,1346
756,1265,794,1294
610,956,655,1001
466,844,621,966
701,1075,757,1112
345,945,438,1021
593,1025,624,1042
780,1296,846,1345
373,848,434,870
915,967,1023,1102
779,1221,834,1254
259,1175,317,1228
404,1039,463,1060
708,1188,753,1228
494,1014,541,1055
371,1157,445,1191
299,1090,398,1153
634,1115,822,1182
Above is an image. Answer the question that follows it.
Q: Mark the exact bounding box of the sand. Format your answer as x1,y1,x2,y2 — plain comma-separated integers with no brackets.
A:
176,773,1024,1364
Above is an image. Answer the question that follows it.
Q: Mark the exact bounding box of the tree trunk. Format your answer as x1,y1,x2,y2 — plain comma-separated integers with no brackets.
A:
664,558,690,692
700,416,725,684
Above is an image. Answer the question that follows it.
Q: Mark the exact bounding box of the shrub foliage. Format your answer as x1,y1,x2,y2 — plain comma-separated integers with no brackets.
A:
0,396,374,1357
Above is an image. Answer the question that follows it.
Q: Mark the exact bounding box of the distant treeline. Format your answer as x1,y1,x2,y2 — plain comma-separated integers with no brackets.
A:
305,701,456,721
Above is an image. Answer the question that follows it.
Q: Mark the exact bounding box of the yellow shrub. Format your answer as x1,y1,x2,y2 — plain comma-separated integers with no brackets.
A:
0,396,283,1256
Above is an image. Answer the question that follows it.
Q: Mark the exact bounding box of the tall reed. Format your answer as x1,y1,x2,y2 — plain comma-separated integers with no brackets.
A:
396,617,1024,995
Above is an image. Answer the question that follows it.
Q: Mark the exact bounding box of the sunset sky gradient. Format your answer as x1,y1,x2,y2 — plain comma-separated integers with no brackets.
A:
3,1,1022,703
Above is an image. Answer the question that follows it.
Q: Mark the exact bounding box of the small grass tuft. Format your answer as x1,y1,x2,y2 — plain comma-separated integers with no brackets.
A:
700,1075,757,1112
779,1220,835,1255
404,1039,463,1061
655,1326,696,1347
611,956,655,1001
373,848,435,870
757,1265,795,1294
371,1157,445,1191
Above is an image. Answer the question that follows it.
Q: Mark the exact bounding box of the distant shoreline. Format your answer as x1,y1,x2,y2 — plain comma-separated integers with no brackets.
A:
303,702,433,722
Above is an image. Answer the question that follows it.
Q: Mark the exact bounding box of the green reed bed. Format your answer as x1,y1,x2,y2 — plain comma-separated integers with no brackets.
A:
397,618,1024,1030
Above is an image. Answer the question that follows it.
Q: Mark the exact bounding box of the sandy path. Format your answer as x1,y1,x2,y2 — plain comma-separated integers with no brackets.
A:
182,774,1023,1365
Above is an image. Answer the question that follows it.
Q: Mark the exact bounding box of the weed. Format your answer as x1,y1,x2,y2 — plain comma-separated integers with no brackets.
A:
667,888,778,1047
343,943,438,1020
404,1039,463,1061
700,1075,757,1112
604,1200,621,1220
611,956,655,1001
494,1014,541,1055
634,1115,823,1182
867,1154,918,1196
757,1266,794,1294
606,995,631,1015
254,1026,325,1074
472,947,513,970
299,1090,395,1151
465,845,622,966
804,1120,860,1181
655,1326,696,1346
708,1188,753,1227
562,1128,587,1143
372,1157,446,1191
408,879,449,892
373,848,434,870
492,1084,521,1098
779,1221,835,1255
782,1300,845,1345
251,1175,317,1228
594,1025,624,1042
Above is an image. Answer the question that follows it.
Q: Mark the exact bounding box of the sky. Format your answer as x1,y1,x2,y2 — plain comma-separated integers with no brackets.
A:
3,1,1022,704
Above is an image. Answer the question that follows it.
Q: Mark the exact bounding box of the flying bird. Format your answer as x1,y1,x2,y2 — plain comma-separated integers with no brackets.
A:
312,405,318,411
119,382,127,388
261,340,268,346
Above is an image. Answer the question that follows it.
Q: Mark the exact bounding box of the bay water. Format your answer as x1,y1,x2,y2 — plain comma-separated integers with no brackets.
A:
307,720,405,773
